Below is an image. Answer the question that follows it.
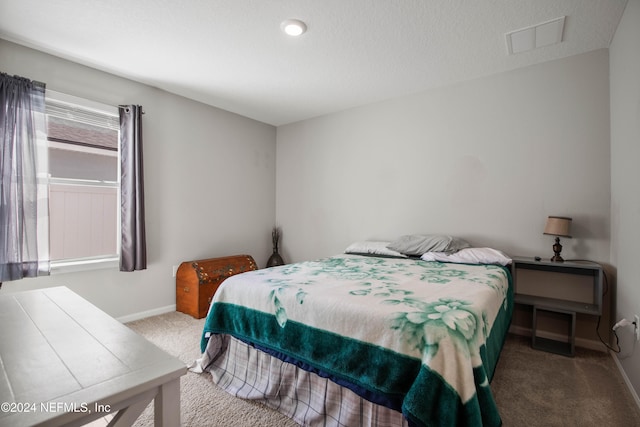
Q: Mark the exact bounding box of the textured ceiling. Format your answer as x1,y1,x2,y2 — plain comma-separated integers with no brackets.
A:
0,0,628,126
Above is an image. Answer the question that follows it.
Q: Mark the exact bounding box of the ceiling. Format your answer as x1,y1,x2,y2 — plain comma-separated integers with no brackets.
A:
0,0,628,126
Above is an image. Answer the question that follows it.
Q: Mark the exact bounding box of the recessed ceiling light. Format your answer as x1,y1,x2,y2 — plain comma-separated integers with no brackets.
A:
281,19,307,37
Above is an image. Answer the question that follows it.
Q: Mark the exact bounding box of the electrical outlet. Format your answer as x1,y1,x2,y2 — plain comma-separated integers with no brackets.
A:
635,315,640,341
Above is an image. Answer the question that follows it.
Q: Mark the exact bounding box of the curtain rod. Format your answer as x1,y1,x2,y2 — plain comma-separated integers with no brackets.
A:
118,105,146,114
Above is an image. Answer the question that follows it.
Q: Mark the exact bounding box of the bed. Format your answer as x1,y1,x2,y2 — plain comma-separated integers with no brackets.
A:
192,242,513,427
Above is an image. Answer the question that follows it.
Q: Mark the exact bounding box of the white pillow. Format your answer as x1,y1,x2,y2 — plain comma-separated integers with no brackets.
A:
420,247,511,266
345,241,408,258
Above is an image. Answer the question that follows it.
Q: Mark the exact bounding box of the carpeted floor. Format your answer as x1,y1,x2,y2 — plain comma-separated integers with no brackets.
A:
125,311,640,426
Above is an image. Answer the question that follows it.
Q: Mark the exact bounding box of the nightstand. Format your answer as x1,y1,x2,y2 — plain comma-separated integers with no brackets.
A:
511,256,603,356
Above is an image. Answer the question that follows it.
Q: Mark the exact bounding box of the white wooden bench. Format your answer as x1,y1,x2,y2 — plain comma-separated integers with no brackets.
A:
0,286,186,426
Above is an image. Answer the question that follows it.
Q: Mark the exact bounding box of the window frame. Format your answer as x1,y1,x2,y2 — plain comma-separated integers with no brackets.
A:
45,91,121,274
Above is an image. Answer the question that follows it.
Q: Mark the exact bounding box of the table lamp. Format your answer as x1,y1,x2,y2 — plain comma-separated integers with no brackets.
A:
543,216,572,262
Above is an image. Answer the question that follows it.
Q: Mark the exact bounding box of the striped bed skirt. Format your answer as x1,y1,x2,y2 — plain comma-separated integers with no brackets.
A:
201,334,409,427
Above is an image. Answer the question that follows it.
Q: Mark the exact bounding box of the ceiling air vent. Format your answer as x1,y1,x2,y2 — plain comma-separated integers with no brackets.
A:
505,16,565,55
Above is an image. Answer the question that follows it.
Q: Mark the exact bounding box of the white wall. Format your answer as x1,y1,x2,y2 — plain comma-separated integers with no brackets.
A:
276,49,612,348
610,0,640,403
0,39,277,319
277,49,611,266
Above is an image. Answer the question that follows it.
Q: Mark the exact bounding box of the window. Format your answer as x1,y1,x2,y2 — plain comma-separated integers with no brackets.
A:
45,91,120,271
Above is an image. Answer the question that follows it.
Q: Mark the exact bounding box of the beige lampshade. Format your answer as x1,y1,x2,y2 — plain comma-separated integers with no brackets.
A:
543,216,572,238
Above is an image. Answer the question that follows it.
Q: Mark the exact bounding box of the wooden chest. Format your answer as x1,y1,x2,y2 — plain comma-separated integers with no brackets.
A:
176,254,257,318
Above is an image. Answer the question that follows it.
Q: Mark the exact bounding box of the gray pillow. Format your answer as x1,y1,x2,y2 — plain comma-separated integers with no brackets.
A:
387,234,470,256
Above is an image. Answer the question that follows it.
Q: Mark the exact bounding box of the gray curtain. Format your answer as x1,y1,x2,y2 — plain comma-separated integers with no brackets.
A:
119,105,146,271
0,73,49,282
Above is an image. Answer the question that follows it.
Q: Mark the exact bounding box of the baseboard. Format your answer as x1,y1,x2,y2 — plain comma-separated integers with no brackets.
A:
508,325,608,352
117,304,176,323
610,351,640,411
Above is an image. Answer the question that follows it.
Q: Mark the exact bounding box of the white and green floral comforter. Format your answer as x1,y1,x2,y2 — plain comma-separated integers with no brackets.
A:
201,254,513,427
